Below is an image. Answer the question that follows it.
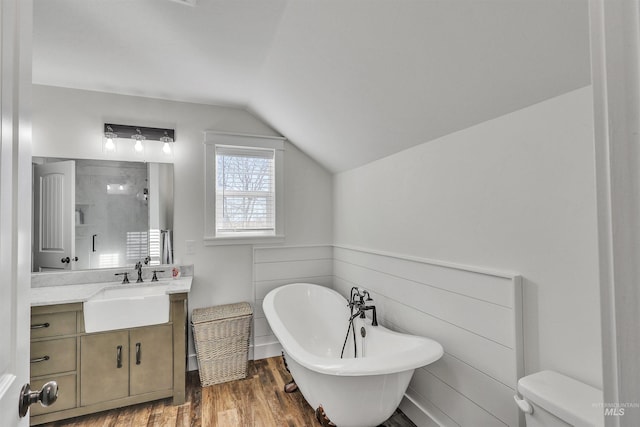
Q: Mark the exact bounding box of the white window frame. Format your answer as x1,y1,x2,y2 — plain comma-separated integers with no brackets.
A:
204,131,285,245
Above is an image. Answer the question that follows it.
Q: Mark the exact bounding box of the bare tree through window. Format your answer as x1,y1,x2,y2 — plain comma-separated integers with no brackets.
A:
216,149,275,233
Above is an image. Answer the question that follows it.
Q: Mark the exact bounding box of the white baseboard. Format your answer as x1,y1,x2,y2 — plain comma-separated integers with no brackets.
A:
188,341,281,373
253,340,282,360
400,390,448,427
187,353,198,371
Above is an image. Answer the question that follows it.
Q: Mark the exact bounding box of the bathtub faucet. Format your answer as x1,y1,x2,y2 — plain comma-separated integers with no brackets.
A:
349,287,372,308
360,305,378,326
349,303,378,327
348,287,378,326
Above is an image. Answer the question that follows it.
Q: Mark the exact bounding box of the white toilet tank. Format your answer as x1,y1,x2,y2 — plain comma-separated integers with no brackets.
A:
514,370,604,427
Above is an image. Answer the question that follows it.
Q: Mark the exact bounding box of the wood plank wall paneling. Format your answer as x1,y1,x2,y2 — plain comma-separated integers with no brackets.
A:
333,246,524,427
253,245,333,359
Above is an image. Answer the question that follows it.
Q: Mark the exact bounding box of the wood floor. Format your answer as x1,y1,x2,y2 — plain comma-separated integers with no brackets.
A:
38,357,416,427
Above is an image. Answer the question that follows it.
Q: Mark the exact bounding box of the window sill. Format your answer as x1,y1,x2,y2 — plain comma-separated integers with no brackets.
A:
203,234,285,246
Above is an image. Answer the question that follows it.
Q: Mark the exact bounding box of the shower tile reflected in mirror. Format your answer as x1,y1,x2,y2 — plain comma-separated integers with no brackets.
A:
32,157,173,272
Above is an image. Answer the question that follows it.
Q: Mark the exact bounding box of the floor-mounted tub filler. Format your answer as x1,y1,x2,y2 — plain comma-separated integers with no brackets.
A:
263,283,444,427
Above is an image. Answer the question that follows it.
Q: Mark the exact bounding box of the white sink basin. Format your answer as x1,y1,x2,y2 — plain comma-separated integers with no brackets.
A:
83,284,170,333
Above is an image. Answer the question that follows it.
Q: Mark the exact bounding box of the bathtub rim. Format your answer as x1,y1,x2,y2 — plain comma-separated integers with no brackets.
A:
263,282,444,377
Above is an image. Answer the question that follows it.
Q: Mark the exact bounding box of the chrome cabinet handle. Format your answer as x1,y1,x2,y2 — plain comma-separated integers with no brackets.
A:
135,342,141,365
61,257,70,264
116,345,122,368
30,355,50,364
31,322,50,330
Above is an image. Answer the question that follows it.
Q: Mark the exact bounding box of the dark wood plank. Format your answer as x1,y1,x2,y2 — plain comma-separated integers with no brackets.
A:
159,402,178,427
130,402,152,426
175,403,190,427
186,371,202,427
146,399,166,427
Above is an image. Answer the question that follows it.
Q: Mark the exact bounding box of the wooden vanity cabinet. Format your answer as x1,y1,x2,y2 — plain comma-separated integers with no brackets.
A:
80,324,173,406
30,293,187,426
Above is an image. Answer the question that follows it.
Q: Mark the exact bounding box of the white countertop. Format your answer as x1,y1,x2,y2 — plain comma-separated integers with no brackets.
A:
31,276,192,307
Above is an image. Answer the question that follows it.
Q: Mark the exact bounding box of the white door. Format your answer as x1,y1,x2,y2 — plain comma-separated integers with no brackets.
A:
0,0,33,424
33,161,76,271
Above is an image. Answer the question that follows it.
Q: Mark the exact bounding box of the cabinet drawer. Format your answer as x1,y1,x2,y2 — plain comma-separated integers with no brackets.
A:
31,311,76,339
30,373,77,416
31,338,76,377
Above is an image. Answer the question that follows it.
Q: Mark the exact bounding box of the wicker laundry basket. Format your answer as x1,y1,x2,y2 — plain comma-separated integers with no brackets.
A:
192,302,253,386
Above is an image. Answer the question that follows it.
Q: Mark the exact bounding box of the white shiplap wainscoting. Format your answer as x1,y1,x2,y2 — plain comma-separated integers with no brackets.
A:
253,245,333,360
333,245,524,427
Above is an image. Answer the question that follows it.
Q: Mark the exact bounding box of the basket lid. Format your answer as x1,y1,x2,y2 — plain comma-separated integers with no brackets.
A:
192,302,252,324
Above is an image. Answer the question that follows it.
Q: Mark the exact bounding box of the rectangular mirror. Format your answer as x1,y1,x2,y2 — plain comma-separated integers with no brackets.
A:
32,157,174,272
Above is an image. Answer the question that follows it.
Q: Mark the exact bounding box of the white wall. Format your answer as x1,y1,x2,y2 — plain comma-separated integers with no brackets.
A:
334,86,602,389
32,84,334,366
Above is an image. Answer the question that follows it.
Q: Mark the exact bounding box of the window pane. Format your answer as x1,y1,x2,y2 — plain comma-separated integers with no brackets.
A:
215,147,275,234
126,231,149,261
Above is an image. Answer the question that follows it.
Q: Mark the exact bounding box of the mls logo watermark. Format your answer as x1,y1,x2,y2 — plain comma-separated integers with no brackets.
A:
593,402,639,417
604,407,625,417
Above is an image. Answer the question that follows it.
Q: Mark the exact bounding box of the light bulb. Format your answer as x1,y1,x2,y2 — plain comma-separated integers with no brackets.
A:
162,142,172,155
134,140,144,153
105,138,115,152
119,184,124,191
106,184,111,191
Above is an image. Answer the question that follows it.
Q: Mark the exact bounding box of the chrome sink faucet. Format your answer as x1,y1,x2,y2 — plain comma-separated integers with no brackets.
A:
135,261,144,283
115,272,130,284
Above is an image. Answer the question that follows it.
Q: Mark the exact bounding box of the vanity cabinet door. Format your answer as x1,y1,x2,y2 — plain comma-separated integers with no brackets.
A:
130,324,173,396
80,331,129,406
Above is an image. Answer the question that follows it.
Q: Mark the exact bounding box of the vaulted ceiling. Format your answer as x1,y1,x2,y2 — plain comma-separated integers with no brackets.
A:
33,0,591,172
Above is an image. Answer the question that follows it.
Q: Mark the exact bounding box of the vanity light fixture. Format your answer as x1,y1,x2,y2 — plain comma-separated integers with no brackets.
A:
160,131,173,155
106,183,127,194
132,128,145,154
103,124,175,156
103,125,118,152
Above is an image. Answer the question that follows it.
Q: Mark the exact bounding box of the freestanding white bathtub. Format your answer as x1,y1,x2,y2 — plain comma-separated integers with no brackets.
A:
263,283,444,427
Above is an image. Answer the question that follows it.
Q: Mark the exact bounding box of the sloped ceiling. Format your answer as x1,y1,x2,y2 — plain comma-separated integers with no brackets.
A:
33,0,288,106
33,0,591,172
